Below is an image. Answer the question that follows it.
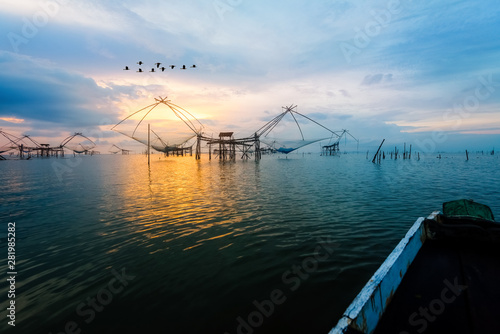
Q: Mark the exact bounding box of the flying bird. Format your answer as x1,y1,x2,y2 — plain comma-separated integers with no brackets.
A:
155,62,161,68
137,68,143,72
180,65,187,70
137,61,143,65
169,65,175,69
191,65,196,68
161,67,166,72
123,66,129,70
150,68,155,72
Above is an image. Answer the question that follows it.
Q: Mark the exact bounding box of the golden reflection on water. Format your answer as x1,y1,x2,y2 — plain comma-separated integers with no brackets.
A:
3,153,500,334
105,154,259,255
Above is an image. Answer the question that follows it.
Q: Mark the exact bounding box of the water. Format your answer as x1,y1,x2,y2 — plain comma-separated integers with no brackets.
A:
1,152,499,333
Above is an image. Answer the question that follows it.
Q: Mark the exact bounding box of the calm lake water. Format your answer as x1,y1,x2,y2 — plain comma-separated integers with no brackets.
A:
1,152,499,333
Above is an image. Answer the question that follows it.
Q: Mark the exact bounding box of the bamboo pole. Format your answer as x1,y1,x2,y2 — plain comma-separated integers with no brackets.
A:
254,133,261,160
195,134,201,160
148,123,150,166
372,139,385,163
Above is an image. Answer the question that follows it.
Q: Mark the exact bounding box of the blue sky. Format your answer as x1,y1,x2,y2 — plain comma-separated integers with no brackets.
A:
1,0,499,153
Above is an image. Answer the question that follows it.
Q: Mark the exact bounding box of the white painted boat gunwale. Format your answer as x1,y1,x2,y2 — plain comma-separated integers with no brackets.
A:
330,212,440,334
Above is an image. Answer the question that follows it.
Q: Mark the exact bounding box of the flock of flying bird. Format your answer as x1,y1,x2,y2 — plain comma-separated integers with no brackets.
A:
124,61,197,72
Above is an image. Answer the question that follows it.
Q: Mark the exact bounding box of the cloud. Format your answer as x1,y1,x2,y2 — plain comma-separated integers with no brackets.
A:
0,51,123,128
305,112,329,121
0,116,24,124
1,1,499,151
361,73,393,86
339,89,350,97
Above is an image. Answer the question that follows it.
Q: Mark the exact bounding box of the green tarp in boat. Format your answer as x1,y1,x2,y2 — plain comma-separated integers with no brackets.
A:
443,199,495,221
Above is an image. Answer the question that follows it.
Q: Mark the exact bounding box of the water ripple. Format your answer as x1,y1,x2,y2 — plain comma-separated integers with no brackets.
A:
0,153,498,333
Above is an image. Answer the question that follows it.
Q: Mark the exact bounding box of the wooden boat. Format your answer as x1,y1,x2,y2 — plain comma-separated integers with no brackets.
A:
330,199,500,334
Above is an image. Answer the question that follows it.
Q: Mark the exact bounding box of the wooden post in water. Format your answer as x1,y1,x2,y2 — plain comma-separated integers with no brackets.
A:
466,150,469,161
254,133,261,160
195,134,201,160
219,136,222,160
148,123,151,166
409,144,412,159
372,139,385,163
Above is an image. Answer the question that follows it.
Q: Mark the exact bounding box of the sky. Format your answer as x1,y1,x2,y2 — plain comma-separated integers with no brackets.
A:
1,0,499,153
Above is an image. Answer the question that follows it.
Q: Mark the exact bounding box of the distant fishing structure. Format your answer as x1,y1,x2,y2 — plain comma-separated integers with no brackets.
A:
109,144,131,155
255,105,356,155
321,130,358,155
111,96,202,158
60,133,97,155
112,97,356,162
0,130,97,159
0,131,44,159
